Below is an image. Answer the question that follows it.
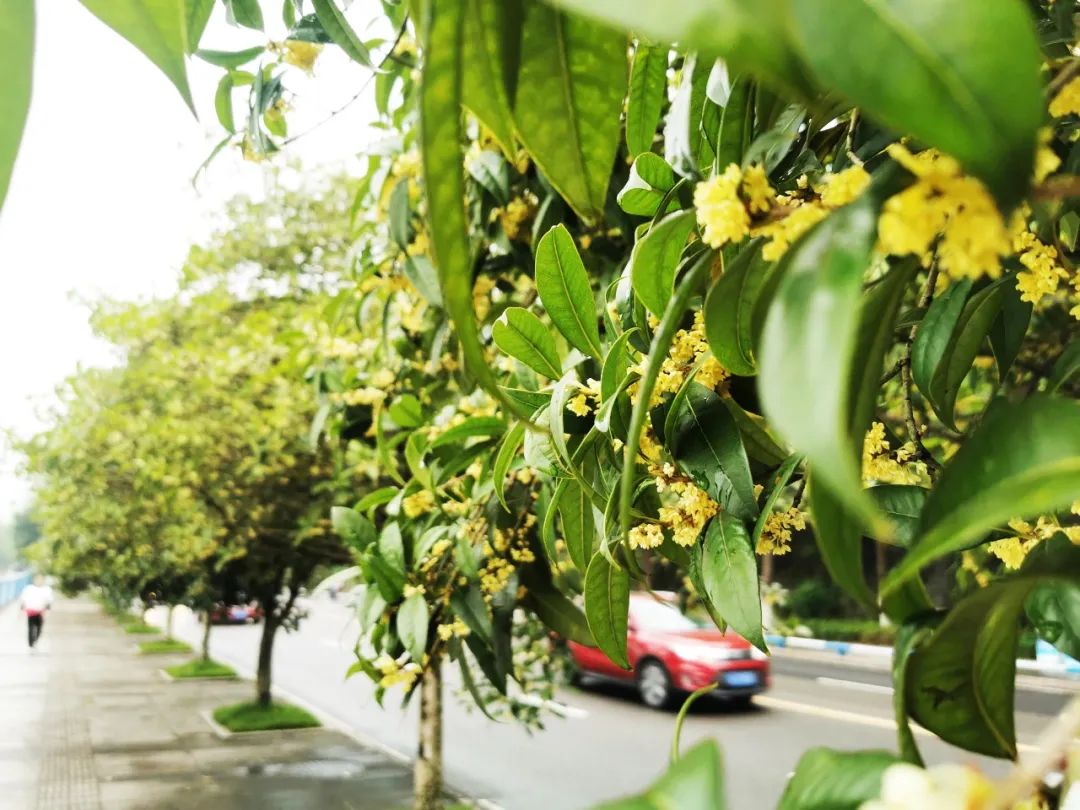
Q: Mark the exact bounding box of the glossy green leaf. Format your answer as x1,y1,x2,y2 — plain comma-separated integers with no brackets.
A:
1048,339,1080,394
584,552,630,669
631,210,697,318
398,592,429,662
1027,583,1080,661
196,47,265,68
626,44,666,157
388,394,423,428
866,485,927,549
700,513,764,651
514,3,627,221
669,383,757,522
777,748,900,810
559,479,595,573
535,225,603,359
721,398,787,466
891,623,929,766
0,0,33,215
461,0,520,161
77,0,195,111
759,194,884,534
788,0,1042,205
185,0,214,51
520,562,595,646
715,74,754,171
451,586,493,644
493,421,526,512
419,0,526,418
591,740,725,810
905,536,1080,758
750,453,802,550
703,240,766,376
988,279,1032,383
378,523,406,574
214,74,235,132
617,153,679,217
883,396,1080,594
430,416,505,449
225,0,263,30
313,0,373,66
492,307,563,379
331,506,376,550
912,279,971,403
356,486,399,516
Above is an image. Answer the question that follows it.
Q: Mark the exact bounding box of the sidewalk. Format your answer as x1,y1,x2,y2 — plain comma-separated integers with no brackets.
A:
0,598,422,809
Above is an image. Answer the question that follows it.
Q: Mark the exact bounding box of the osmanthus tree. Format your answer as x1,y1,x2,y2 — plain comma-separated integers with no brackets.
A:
6,2,1080,810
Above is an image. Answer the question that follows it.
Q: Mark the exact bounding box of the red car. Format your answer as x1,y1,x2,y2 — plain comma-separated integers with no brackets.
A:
209,602,262,625
568,592,769,709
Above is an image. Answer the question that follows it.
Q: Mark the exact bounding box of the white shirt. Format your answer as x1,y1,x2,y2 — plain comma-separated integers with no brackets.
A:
20,584,52,614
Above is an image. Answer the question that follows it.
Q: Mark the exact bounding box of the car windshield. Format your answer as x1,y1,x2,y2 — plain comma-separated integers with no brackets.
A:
632,599,702,632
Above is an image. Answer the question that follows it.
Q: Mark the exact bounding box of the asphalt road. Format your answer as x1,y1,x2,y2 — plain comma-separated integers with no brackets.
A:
154,600,1074,810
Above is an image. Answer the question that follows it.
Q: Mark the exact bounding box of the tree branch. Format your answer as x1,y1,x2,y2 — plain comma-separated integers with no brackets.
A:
899,266,942,474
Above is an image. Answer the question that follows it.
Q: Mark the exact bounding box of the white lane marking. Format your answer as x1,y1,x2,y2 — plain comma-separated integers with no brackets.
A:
756,695,1038,753
816,676,893,695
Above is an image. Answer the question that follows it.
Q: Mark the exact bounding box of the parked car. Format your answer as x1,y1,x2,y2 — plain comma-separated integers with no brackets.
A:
567,592,769,709
209,601,262,625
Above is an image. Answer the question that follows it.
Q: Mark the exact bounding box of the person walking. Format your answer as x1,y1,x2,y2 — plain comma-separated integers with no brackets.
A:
19,575,53,650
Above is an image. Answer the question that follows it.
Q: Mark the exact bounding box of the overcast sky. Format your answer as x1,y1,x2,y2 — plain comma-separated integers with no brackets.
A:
0,0,387,519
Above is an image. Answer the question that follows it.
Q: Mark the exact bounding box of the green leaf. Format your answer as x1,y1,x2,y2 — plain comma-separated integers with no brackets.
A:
225,0,264,30
927,280,1005,431
788,0,1042,205
891,623,929,766
721,398,787,466
1027,583,1080,661
584,552,630,669
451,587,494,645
630,210,698,318
750,452,802,551
703,240,766,376
699,513,764,651
777,748,901,810
493,421,525,512
1048,339,1080,394
331,506,376,550
77,0,195,111
626,44,666,157
0,0,34,215
398,592,429,662
988,280,1032,384
388,394,423,428
535,225,603,359
520,563,595,646
905,536,1080,758
356,486,399,516
185,0,215,51
378,523,406,574
759,191,884,535
912,279,971,403
559,479,595,573
617,153,679,217
420,0,527,419
196,47,266,68
214,74,236,133
715,74,754,171
312,0,373,66
492,307,563,379
669,383,757,522
514,3,627,221
461,0,519,160
430,416,505,449
883,396,1080,595
866,485,927,549
591,740,725,810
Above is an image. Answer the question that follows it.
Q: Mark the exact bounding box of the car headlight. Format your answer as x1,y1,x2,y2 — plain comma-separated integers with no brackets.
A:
750,647,768,661
670,643,746,662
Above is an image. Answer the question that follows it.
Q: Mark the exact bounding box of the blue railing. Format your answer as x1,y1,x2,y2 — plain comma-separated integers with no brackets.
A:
0,572,31,608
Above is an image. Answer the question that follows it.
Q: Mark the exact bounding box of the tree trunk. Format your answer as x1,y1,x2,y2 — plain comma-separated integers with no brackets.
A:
201,609,213,662
414,661,443,810
760,553,775,585
166,604,175,640
255,612,277,708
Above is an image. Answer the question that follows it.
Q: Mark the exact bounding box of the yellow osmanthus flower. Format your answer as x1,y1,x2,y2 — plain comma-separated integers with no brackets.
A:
862,422,926,486
644,311,729,404
473,275,497,320
694,164,754,248
495,192,538,242
741,164,776,214
756,506,806,556
402,489,437,518
818,164,871,208
1050,76,1080,118
436,619,470,641
374,654,421,690
1013,229,1068,304
628,523,665,550
657,480,719,547
281,40,323,74
989,516,1061,569
878,145,1010,282
567,394,592,417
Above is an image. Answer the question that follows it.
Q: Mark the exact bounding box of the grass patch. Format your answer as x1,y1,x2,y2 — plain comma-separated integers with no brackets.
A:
799,618,895,645
165,659,236,679
123,622,159,635
212,701,320,733
139,639,192,655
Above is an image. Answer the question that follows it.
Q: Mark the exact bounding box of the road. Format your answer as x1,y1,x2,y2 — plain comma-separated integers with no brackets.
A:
153,599,1074,809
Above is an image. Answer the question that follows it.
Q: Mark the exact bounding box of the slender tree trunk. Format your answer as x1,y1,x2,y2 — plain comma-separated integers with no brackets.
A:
201,609,213,662
255,611,277,708
760,553,775,585
414,661,443,810
166,604,175,640
875,543,889,626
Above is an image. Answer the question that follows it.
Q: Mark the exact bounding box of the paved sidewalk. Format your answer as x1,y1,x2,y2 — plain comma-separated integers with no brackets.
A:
0,598,422,810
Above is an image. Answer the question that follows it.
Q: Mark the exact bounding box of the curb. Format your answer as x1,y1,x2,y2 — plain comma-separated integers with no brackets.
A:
199,709,325,741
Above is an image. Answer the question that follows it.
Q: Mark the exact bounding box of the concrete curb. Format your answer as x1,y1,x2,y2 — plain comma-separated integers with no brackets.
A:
199,709,326,741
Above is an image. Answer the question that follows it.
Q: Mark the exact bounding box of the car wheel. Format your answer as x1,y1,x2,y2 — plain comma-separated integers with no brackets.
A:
637,660,674,710
727,695,754,710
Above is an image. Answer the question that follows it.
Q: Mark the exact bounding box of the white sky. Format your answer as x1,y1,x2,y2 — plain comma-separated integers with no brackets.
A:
0,0,388,519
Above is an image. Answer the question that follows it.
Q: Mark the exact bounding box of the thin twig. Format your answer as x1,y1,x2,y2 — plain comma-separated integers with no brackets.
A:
879,359,903,387
282,16,410,147
899,266,942,474
988,695,1080,810
1047,58,1080,99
